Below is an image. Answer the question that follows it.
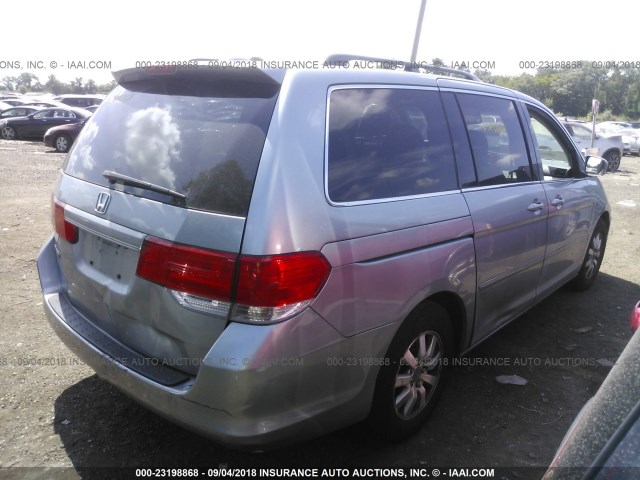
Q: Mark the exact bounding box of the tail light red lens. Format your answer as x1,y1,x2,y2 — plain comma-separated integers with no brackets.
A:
136,236,237,302
52,197,78,244
136,236,331,322
236,252,331,307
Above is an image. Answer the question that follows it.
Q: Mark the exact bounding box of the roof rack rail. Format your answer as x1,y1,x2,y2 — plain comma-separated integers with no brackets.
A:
325,54,480,81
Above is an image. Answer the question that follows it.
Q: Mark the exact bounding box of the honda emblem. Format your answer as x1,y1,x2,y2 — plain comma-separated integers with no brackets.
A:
95,192,111,214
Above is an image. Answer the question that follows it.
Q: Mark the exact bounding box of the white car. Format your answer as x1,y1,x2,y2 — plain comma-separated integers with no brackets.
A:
596,122,640,156
563,121,623,171
619,129,640,155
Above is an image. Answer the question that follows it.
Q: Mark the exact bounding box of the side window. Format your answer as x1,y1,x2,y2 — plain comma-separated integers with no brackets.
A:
570,123,592,140
456,94,533,186
529,111,576,178
327,88,457,203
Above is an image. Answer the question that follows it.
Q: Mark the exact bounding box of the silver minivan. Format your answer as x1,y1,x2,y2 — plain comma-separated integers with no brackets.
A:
38,57,610,448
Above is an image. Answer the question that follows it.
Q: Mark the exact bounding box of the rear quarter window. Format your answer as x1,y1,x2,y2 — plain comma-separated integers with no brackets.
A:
327,88,458,203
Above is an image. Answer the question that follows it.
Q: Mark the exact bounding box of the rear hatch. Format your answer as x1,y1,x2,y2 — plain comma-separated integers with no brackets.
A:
54,66,281,376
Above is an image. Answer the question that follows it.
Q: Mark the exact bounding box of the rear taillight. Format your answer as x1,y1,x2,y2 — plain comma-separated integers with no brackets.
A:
233,252,331,323
136,236,331,323
52,197,78,244
136,236,237,301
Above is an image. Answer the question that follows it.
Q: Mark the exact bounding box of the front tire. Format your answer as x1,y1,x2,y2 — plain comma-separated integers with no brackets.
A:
368,302,453,441
568,218,608,291
1,126,16,140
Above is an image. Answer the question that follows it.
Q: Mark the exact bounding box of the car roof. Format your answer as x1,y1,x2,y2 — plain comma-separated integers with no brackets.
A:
37,106,92,115
6,104,44,109
53,94,105,99
112,56,541,107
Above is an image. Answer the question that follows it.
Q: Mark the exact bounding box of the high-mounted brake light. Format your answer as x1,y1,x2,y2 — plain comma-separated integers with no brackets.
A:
52,197,78,244
136,236,331,323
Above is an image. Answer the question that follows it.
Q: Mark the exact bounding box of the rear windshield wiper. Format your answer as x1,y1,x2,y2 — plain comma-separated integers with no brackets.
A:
102,170,187,202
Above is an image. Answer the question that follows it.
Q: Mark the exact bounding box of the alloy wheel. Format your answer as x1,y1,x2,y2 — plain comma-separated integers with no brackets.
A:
394,330,443,420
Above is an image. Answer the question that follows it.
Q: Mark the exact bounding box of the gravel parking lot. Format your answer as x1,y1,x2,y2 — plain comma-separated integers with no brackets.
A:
0,141,639,479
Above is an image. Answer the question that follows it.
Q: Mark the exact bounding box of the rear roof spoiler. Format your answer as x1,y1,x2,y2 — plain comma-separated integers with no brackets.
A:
112,64,284,98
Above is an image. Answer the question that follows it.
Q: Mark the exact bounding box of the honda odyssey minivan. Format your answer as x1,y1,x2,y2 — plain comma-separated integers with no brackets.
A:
38,56,610,448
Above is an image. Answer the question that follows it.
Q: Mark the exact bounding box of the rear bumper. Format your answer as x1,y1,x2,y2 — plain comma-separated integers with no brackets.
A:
38,236,391,448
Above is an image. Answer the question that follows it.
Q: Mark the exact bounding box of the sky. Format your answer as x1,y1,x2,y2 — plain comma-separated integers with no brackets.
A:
2,0,637,87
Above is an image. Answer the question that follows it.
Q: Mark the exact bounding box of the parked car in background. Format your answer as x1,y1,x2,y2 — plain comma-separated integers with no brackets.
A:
84,105,100,113
562,120,623,171
0,100,13,111
23,101,67,108
597,121,632,131
0,106,44,119
44,120,86,153
53,94,104,109
38,58,611,448
0,107,91,140
2,98,30,106
596,122,640,156
619,129,640,155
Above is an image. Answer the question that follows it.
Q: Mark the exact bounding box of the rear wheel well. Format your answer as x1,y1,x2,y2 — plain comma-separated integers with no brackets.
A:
414,292,466,355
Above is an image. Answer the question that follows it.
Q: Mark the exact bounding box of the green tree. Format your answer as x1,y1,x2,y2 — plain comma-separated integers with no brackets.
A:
96,80,116,94
473,69,494,83
45,75,69,95
85,79,98,94
601,69,640,116
16,73,39,90
70,77,84,94
1,76,18,91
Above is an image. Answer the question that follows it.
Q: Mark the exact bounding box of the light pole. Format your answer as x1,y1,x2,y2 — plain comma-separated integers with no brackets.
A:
410,0,427,63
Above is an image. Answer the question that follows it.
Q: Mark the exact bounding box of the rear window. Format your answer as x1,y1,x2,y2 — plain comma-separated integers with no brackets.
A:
64,79,279,217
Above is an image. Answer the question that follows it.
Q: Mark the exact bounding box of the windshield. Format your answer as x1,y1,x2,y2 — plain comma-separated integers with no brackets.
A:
64,81,279,217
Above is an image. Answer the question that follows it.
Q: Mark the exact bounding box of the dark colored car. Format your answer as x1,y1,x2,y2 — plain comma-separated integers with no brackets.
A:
0,106,44,119
0,107,91,140
24,101,67,108
44,121,86,153
544,314,640,479
53,94,104,108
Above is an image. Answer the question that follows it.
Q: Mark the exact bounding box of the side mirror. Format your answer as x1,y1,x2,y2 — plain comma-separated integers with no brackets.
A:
585,155,607,176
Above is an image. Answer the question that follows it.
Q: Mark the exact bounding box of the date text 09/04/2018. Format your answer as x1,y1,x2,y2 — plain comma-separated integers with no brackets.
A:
133,467,497,478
